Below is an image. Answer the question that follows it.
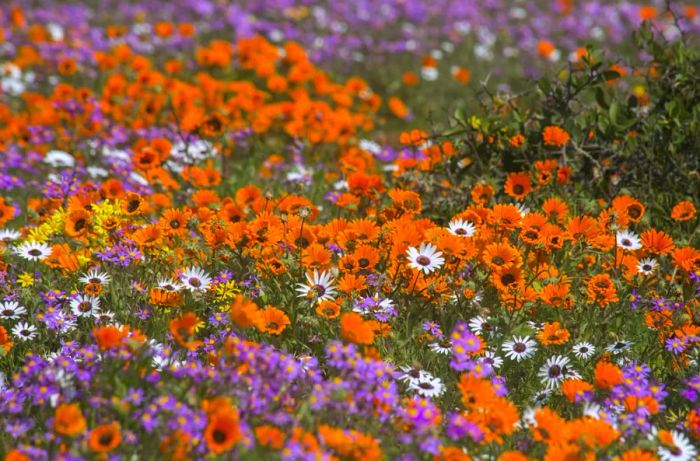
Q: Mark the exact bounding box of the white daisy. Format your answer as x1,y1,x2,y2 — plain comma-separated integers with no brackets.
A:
95,310,115,323
11,322,38,341
78,269,112,286
157,278,183,292
532,389,552,405
428,339,453,355
295,270,337,304
583,402,603,419
616,230,642,251
516,203,530,217
409,374,445,398
538,355,577,390
358,139,382,155
658,430,697,461
480,350,503,369
468,316,493,335
70,294,101,317
502,336,538,362
0,301,27,321
0,229,21,242
406,243,445,274
180,267,212,292
43,150,75,168
637,258,657,275
606,340,633,355
398,366,430,386
448,219,476,237
572,342,596,360
14,242,52,261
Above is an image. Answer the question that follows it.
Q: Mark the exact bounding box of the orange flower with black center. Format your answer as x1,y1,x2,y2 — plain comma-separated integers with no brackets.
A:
483,242,521,270
88,422,122,454
257,306,290,335
504,172,532,200
586,273,618,307
316,299,341,319
93,325,129,350
159,208,191,236
54,403,86,437
542,125,570,147
121,192,146,215
150,287,184,308
671,200,696,222
133,146,161,170
169,312,203,351
0,198,15,227
492,266,524,293
204,407,243,454
537,321,570,345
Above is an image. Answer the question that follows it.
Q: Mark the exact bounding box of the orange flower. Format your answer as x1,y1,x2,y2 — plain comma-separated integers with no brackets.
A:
617,448,659,461
4,450,30,461
340,312,374,345
561,379,594,402
88,422,122,453
483,242,521,270
257,306,290,335
255,425,285,449
594,361,623,389
204,407,242,454
671,200,696,221
542,197,569,223
54,403,87,437
542,125,570,147
537,321,570,345
0,325,13,353
169,312,203,350
586,273,618,307
504,172,532,200
93,325,129,350
316,299,341,319
640,229,675,255
230,295,262,329
470,183,494,205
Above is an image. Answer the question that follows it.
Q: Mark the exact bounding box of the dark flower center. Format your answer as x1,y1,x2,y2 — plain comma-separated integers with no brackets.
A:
416,256,431,266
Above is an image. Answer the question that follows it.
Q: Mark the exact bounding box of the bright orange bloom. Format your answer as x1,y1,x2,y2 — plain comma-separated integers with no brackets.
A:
640,229,675,255
542,125,570,147
257,306,290,335
340,312,375,345
54,403,87,437
594,361,623,389
538,321,570,345
561,379,594,402
586,273,618,307
204,407,242,454
169,312,203,350
88,422,122,453
504,172,532,200
671,200,697,221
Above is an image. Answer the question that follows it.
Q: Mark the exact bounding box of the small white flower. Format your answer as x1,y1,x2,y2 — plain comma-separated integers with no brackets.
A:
658,430,697,461
502,336,537,362
79,269,112,286
0,301,27,321
616,230,642,251
606,340,633,355
428,339,453,355
180,267,212,292
538,355,578,390
157,278,183,292
406,243,445,274
448,219,476,237
358,139,382,155
398,366,430,386
532,389,551,406
637,258,657,275
516,203,530,217
295,270,337,304
14,242,52,261
0,229,21,242
44,150,75,168
572,342,596,360
12,322,38,341
70,294,101,317
409,374,445,398
421,67,439,81
480,350,503,369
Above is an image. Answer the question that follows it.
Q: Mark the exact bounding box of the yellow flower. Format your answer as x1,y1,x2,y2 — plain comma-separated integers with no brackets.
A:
213,280,241,307
18,272,35,287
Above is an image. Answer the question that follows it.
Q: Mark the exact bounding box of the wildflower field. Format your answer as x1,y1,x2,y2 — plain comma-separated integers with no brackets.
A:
1,1,700,460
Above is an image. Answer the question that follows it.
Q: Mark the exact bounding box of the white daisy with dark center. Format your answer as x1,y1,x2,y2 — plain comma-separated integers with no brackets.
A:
502,336,537,362
70,294,101,318
538,355,578,389
637,257,657,275
295,270,337,304
180,267,212,292
448,219,476,237
78,269,112,286
572,342,596,359
0,301,26,321
406,243,445,274
658,430,697,461
14,242,52,261
12,322,38,341
616,229,642,251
